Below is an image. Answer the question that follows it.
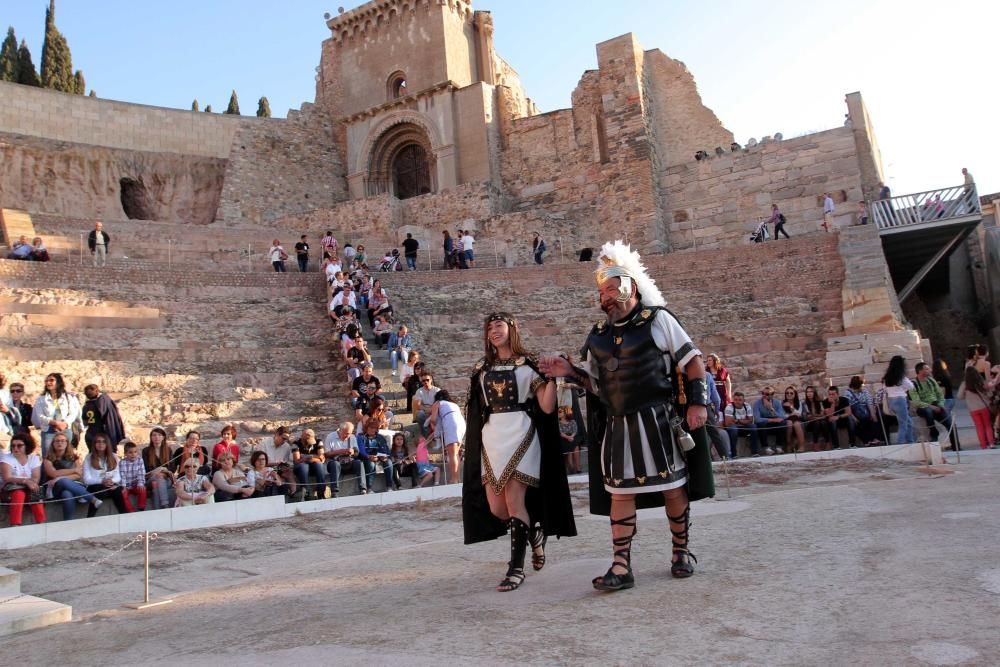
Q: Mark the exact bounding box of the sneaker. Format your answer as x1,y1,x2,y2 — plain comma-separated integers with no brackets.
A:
391,370,397,376
92,498,103,509
763,447,774,456
774,447,784,455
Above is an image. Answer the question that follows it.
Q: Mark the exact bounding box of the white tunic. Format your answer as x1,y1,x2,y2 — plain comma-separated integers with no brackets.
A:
479,361,544,494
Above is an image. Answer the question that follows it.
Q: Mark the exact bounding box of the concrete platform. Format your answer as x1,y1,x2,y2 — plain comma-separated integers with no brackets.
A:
0,568,71,638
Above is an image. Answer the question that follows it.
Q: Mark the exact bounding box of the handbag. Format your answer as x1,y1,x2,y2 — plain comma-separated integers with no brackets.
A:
879,390,893,417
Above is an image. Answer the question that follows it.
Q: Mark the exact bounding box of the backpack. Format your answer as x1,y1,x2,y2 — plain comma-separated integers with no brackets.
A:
778,213,787,225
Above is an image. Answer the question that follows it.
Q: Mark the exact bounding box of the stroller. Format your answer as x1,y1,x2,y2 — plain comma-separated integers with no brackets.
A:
379,249,401,272
750,218,770,243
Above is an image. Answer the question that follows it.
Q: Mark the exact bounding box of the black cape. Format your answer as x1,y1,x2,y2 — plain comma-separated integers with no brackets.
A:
585,389,716,516
462,358,578,545
82,393,126,448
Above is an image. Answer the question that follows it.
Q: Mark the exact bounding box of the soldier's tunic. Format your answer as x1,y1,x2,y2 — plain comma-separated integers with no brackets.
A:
580,305,700,494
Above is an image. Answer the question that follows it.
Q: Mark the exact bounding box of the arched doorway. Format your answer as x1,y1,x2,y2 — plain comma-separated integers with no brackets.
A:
365,122,436,198
392,144,431,199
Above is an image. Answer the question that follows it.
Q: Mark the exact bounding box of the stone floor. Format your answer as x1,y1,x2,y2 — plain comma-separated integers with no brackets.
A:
1,451,998,665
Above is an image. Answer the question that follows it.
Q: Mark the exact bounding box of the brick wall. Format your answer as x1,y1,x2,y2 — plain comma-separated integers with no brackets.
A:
0,80,240,157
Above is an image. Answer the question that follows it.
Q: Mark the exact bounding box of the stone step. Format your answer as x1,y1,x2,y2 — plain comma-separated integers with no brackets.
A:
0,568,19,598
0,568,72,638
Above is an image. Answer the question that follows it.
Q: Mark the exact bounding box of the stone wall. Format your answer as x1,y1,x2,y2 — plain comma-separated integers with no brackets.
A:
216,105,348,224
662,128,864,250
0,80,240,158
0,132,225,224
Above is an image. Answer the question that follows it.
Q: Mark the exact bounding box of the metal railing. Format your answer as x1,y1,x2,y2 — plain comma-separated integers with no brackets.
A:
871,183,981,231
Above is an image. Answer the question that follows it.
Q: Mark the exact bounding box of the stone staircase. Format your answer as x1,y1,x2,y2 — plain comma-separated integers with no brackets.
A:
0,568,72,637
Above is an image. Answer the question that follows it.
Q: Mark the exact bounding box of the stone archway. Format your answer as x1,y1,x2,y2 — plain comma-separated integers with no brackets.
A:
365,121,436,198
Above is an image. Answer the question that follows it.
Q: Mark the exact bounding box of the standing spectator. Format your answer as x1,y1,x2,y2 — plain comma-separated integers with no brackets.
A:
802,386,827,448
174,458,216,506
291,429,327,501
356,418,393,492
211,424,241,473
7,382,32,438
323,422,364,497
254,426,294,466
782,386,806,453
32,372,80,456
83,434,130,516
294,235,310,272
43,432,98,520
703,372,730,460
342,242,356,268
962,167,976,212
878,182,891,201
0,373,21,451
268,239,288,273
705,354,732,409
142,426,174,509
882,356,915,445
442,230,454,269
768,204,790,239
909,362,958,449
413,372,440,435
6,235,32,260
427,389,466,484
724,392,759,457
532,232,546,264
454,230,466,269
558,406,580,474
169,431,210,476
822,386,855,449
857,201,869,226
388,325,412,376
957,366,998,449
844,376,880,445
81,384,126,449
119,440,148,511
753,386,787,455
877,181,894,225
320,230,338,260
212,452,254,501
1,432,46,526
402,232,420,271
88,221,110,267
463,229,476,268
30,237,50,262
932,358,956,417
822,193,834,232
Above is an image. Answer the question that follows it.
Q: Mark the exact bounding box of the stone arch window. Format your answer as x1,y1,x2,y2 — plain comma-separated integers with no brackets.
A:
365,121,436,198
387,71,407,100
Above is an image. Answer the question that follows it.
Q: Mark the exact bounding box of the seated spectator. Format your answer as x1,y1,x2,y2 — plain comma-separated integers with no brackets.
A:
253,426,294,466
211,424,241,472
82,433,130,517
44,432,98,520
213,452,254,501
355,244,367,267
388,325,412,376
724,392,760,457
142,426,174,509
323,422,365,496
372,316,393,350
801,386,828,449
6,235,33,260
404,361,426,413
29,237,50,262
412,437,440,487
323,254,342,283
174,458,216,506
8,381,33,438
704,371,730,461
247,451,281,497
367,279,389,327
169,431,210,476
351,364,382,421
119,439,148,512
400,350,421,387
427,390,466,484
389,432,419,489
329,282,357,318
1,432,46,526
781,386,806,454
357,418,394,492
413,372,440,436
753,386,787,455
558,406,580,474
823,386,855,449
355,272,371,309
345,332,370,382
291,429,327,501
909,361,958,449
845,376,881,445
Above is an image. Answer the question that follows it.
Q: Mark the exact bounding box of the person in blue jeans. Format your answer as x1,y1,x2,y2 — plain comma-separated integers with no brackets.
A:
752,386,787,454
387,325,412,375
291,429,327,501
882,355,915,445
322,423,366,496
356,419,395,492
42,432,98,520
724,392,761,457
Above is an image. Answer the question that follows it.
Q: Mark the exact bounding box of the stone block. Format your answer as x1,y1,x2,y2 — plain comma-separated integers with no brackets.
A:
170,502,238,531
119,508,173,534
0,524,47,550
234,496,286,523
44,514,120,544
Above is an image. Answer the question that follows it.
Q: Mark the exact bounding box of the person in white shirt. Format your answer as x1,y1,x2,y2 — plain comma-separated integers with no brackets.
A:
254,426,294,465
822,193,835,232
32,372,81,456
462,229,476,268
1,432,46,526
882,355,916,445
723,392,760,457
82,433,130,516
329,283,358,318
323,422,365,495
268,239,288,273
413,373,441,436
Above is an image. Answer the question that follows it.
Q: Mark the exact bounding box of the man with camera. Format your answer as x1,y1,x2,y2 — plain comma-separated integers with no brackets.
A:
323,422,366,496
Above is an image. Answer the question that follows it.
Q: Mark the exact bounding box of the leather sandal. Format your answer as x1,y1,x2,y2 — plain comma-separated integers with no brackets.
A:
668,504,697,578
497,566,526,592
530,522,547,571
593,513,636,591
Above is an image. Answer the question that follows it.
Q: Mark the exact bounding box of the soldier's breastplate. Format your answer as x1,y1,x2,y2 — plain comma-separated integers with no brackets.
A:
483,368,522,413
587,320,674,416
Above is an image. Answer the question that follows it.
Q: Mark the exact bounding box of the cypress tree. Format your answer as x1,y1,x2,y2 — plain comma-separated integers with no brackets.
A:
191,99,199,111
1,27,18,82
16,40,40,86
225,90,240,115
256,96,271,118
88,89,95,97
204,104,213,113
40,0,75,92
73,69,84,95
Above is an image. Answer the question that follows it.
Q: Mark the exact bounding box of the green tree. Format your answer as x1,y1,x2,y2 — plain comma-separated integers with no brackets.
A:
1,27,18,82
256,96,271,118
16,39,40,86
88,89,95,97
40,0,75,92
225,89,240,115
204,104,213,113
72,69,84,95
191,99,199,112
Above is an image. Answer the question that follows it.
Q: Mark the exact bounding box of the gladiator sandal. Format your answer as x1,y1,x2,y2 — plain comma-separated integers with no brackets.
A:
497,518,529,592
530,521,547,571
667,504,697,578
592,513,637,592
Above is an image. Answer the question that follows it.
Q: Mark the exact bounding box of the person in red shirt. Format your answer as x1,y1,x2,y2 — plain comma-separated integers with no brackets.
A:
211,424,241,473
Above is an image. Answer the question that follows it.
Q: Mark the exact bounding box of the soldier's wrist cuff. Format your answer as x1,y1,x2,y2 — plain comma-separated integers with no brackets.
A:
687,378,709,406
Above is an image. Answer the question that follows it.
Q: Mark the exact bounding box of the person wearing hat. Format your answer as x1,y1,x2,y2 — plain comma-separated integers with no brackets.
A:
291,428,328,501
540,240,714,591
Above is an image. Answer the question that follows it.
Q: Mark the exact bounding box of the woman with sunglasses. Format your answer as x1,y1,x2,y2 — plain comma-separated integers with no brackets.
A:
1,432,46,526
175,457,216,506
463,312,576,592
782,386,806,453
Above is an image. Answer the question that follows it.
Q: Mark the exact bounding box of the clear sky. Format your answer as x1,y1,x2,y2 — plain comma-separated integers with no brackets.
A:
4,0,997,196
